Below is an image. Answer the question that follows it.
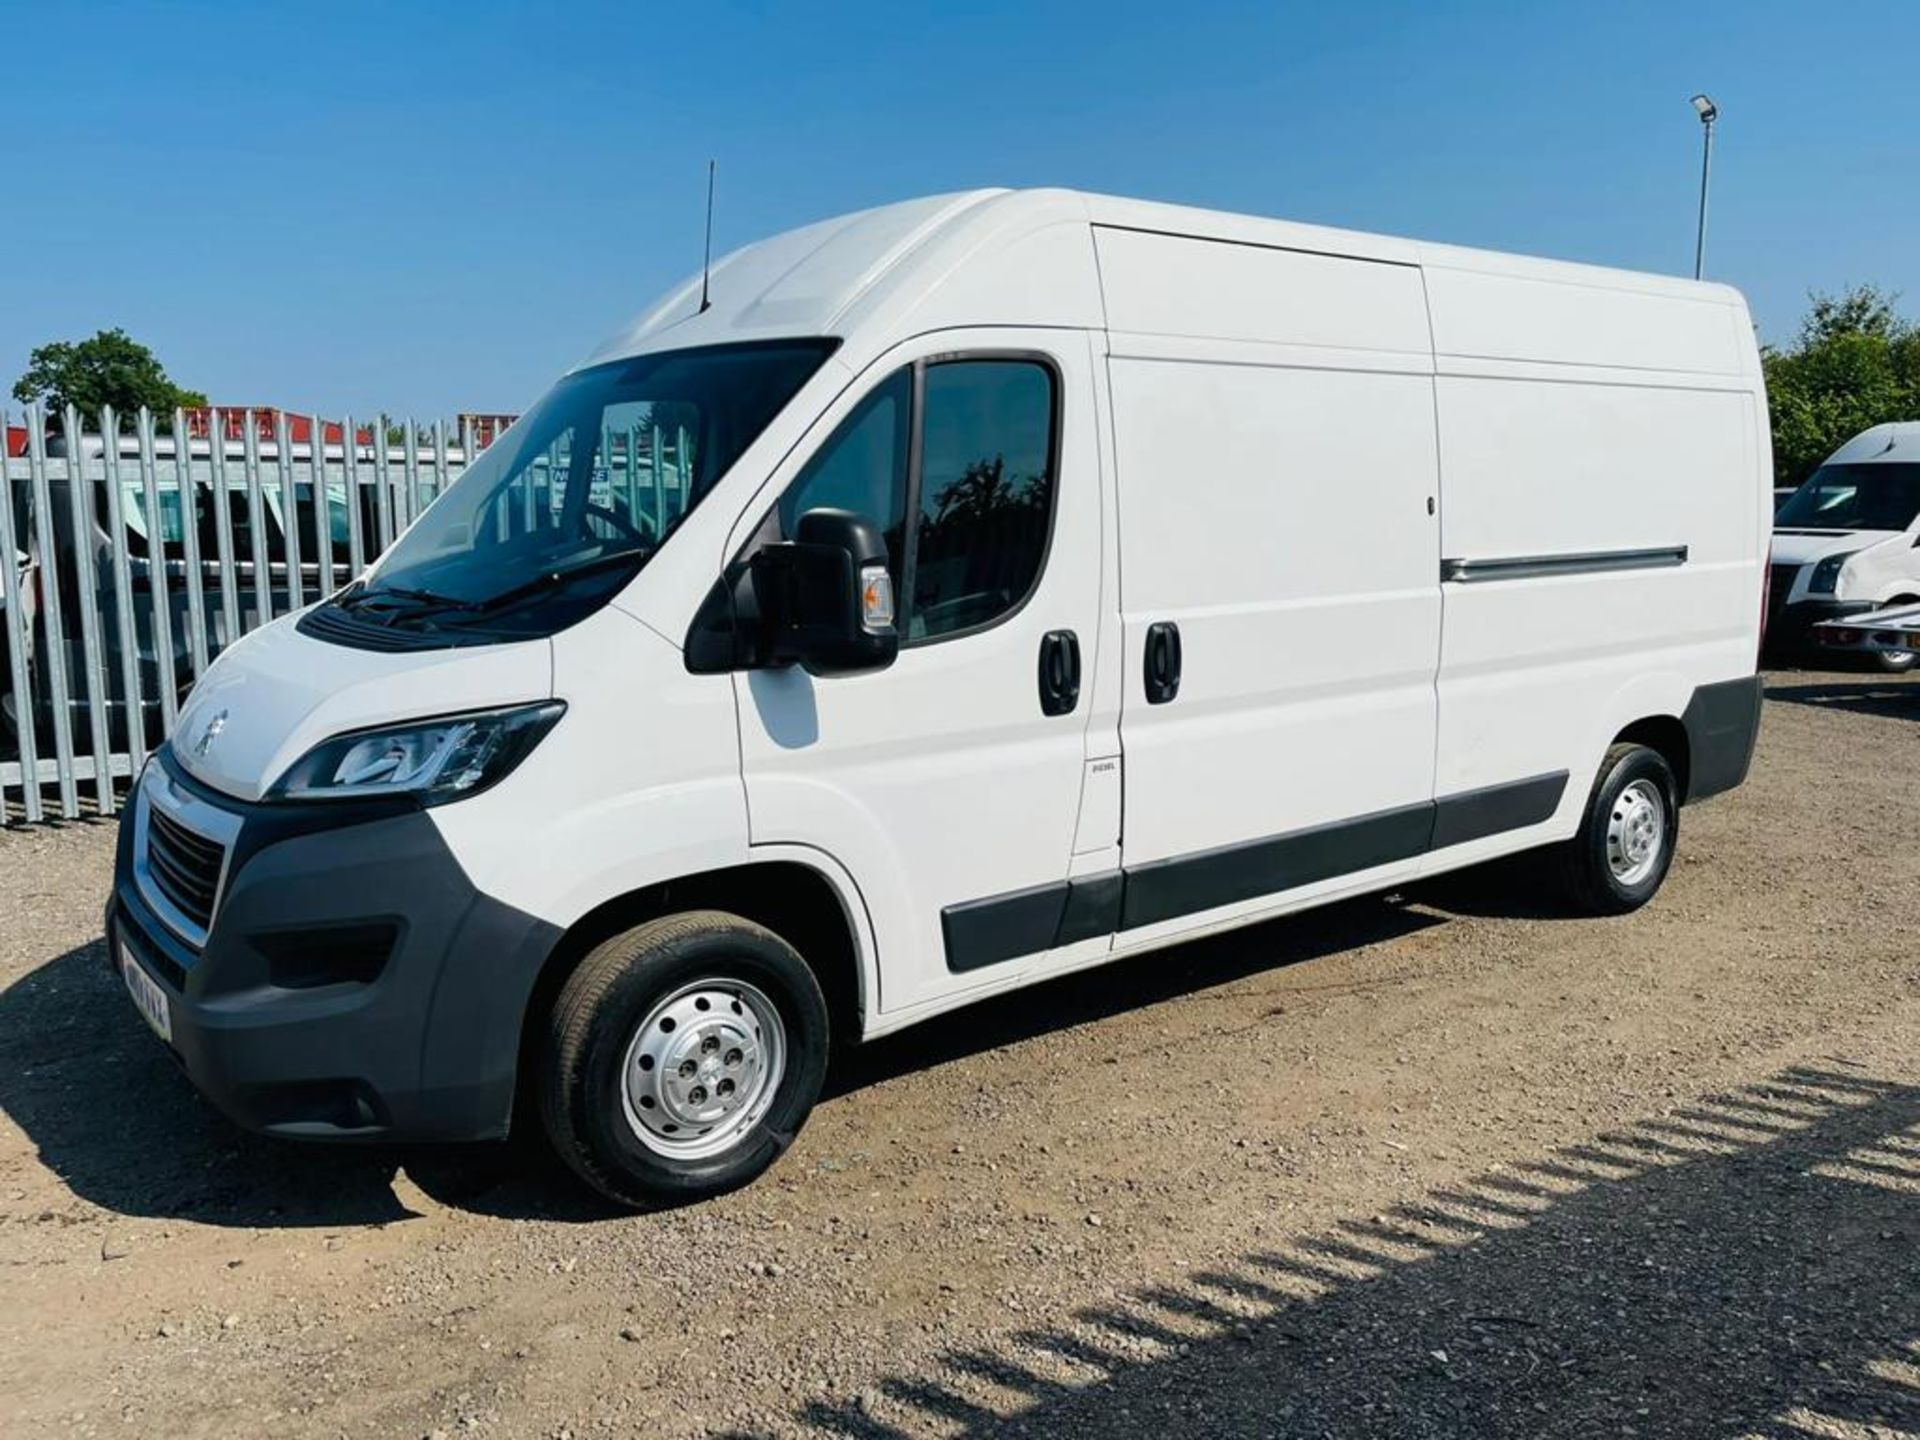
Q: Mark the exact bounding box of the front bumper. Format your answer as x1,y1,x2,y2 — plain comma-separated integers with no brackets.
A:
1765,596,1877,651
109,752,560,1142
1808,614,1920,655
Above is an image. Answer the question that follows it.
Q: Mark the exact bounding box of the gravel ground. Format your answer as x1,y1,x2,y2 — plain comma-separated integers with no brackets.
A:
1,666,1917,1440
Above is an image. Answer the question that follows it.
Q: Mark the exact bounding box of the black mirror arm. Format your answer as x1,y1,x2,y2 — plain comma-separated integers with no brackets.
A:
683,559,766,674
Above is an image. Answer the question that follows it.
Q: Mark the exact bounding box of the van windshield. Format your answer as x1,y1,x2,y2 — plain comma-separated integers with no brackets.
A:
1775,462,1920,532
352,339,834,629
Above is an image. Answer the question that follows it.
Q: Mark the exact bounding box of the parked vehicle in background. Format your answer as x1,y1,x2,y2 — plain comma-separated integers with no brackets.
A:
1768,421,1920,671
36,428,402,752
0,416,499,821
0,546,39,748
13,429,484,754
107,188,1770,1208
1812,600,1920,661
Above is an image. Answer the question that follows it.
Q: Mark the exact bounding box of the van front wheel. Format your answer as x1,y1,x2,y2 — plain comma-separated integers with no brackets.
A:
1553,743,1678,916
538,911,830,1209
1873,599,1920,671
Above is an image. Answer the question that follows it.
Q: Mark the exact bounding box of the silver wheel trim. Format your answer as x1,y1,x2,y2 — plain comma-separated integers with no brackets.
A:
1605,777,1667,887
620,978,787,1161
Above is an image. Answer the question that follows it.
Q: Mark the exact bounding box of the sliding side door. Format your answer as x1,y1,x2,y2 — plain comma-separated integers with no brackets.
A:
1100,229,1444,950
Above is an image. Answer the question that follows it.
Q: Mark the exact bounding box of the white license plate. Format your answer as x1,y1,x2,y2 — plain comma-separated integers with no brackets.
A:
120,941,173,1044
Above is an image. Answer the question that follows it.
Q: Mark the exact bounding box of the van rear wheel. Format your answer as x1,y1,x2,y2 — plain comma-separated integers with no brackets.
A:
1553,743,1678,915
537,911,830,1209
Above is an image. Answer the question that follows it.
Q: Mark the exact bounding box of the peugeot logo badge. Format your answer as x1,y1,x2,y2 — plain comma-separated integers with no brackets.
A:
192,708,229,760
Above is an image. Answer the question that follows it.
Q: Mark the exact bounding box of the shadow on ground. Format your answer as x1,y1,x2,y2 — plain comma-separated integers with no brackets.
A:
1765,679,1920,722
0,893,1460,1227
829,894,1454,1099
5,905,1918,1436
0,860,1863,1246
738,1063,1920,1439
0,932,515,1227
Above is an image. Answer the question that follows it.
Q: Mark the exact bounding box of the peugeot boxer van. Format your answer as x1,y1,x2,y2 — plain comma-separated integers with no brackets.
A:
1769,421,1920,671
109,189,1769,1206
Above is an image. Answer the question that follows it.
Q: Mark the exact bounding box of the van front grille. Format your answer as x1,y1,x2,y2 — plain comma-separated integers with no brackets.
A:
145,806,227,935
1769,562,1800,616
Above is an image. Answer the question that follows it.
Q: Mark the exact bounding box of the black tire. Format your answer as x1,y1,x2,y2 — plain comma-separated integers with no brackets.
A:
537,910,830,1209
1553,743,1679,916
1872,601,1920,672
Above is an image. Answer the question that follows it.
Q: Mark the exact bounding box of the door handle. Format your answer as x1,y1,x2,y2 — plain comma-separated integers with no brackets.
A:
1038,629,1081,716
1144,621,1181,704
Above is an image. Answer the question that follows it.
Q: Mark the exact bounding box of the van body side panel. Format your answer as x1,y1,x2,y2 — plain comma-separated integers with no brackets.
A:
1097,229,1442,946
1423,262,1764,845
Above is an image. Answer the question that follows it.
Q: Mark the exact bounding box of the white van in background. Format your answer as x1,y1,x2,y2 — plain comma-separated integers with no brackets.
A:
1,546,38,743
107,189,1769,1207
1769,421,1920,671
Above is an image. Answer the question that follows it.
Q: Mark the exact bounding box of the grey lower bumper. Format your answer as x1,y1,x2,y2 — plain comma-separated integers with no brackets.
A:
110,753,560,1141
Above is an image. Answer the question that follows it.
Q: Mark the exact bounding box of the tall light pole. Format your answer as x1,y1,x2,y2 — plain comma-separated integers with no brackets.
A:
1689,93,1717,280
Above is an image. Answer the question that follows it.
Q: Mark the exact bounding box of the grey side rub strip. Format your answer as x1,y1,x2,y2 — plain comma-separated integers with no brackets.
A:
942,770,1569,973
1441,546,1688,584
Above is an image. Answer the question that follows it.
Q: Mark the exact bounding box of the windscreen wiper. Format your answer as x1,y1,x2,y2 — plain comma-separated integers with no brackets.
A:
338,582,476,615
468,547,653,615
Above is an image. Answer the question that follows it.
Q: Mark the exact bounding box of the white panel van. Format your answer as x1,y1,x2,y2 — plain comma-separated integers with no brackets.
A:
1768,421,1920,671
108,190,1770,1206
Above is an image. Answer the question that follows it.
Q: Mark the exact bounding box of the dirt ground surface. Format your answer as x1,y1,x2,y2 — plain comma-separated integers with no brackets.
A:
2,667,1917,1440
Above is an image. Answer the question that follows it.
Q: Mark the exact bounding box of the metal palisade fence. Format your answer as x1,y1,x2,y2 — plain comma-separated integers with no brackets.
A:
2,403,700,824
0,406,471,823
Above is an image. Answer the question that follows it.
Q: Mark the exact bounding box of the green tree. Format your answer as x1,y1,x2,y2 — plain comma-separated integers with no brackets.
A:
10,328,208,432
1764,285,1920,489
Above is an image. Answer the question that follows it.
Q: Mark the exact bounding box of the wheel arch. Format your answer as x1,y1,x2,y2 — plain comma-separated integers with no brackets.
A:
1612,713,1691,803
514,853,874,1126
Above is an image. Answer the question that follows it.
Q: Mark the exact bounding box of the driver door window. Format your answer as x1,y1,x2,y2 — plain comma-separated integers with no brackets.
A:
778,356,1058,645
779,369,911,583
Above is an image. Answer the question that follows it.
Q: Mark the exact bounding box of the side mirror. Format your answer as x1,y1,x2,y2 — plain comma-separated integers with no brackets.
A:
749,508,898,675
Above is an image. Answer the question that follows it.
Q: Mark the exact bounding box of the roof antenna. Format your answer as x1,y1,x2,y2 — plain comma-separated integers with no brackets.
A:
698,159,716,314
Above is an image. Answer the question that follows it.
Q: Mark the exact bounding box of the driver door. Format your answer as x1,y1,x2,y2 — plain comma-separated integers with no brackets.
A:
733,331,1107,1018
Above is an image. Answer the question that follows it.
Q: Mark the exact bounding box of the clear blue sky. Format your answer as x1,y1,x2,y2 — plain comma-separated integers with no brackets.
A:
3,0,1915,420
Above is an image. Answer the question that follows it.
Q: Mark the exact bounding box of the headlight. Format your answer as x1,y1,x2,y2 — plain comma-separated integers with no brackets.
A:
267,701,565,804
1807,552,1856,595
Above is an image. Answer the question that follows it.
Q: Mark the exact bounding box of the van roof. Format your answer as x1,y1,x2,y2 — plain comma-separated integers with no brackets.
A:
579,187,1749,370
1822,421,1920,466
